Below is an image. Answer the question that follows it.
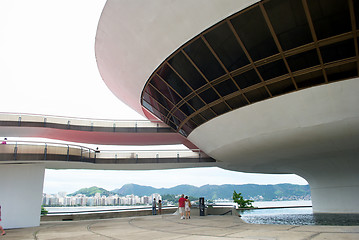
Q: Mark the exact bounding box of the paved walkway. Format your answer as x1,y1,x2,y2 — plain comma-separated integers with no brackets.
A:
2,215,359,240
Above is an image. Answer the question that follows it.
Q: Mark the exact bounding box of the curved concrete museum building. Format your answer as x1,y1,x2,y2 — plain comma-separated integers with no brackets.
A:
1,0,359,228
96,0,359,215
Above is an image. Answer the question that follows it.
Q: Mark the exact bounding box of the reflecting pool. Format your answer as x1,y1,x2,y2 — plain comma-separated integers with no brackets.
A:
240,207,359,226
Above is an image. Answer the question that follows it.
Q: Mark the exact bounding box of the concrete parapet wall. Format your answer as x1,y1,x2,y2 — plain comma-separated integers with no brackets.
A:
41,208,176,221
41,206,238,222
207,206,239,216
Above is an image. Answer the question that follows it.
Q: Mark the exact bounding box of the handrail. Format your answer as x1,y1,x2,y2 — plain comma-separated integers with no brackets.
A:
0,112,169,129
3,140,96,152
0,112,153,122
0,140,214,163
2,140,203,154
99,149,203,152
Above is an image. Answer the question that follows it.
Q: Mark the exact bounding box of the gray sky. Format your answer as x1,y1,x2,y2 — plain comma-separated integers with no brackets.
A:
0,0,308,194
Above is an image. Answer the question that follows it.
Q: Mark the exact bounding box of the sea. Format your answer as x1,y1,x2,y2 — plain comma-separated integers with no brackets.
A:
238,200,359,226
45,200,359,226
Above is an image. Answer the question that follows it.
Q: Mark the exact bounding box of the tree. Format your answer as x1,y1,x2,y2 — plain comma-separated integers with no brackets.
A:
232,190,254,208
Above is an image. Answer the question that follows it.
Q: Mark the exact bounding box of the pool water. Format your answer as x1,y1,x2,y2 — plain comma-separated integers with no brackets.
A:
240,207,359,226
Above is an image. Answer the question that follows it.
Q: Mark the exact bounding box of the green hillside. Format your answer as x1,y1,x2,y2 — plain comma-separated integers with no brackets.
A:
112,183,311,201
69,186,112,197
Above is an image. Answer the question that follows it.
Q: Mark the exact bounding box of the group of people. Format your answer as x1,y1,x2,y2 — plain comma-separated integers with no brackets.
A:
151,194,192,219
178,194,191,219
152,198,162,215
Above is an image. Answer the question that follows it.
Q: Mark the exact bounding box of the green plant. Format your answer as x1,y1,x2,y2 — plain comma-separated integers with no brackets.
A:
232,190,254,208
41,205,48,216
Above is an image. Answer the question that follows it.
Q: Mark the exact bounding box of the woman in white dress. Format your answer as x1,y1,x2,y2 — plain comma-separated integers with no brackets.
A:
185,196,191,219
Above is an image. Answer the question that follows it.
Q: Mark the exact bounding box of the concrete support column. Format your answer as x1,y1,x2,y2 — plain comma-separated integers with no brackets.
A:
295,154,359,214
0,163,45,229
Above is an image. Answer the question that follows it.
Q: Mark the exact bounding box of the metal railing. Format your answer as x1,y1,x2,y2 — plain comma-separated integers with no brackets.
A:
0,112,173,132
0,141,215,164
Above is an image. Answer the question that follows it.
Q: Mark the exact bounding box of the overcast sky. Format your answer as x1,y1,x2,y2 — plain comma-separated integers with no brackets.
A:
0,0,308,194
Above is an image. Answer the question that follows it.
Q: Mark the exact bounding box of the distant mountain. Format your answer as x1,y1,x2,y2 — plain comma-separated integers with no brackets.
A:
112,184,158,196
112,183,311,201
112,184,199,197
69,186,112,197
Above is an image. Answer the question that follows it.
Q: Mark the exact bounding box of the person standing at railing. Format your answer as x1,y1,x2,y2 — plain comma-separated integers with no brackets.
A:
178,194,186,219
185,196,191,219
0,205,6,236
158,200,162,215
152,198,157,215
1,138,6,144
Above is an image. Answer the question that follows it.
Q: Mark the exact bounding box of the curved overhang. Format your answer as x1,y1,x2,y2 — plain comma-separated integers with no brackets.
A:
96,0,359,175
188,78,359,174
95,0,259,118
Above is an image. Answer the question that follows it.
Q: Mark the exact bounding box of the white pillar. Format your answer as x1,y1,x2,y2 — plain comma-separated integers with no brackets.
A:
295,155,359,214
0,163,45,229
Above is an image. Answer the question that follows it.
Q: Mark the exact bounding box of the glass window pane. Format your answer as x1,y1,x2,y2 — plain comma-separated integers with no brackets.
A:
267,78,296,97
150,75,182,104
146,84,174,110
233,69,261,89
244,87,270,103
168,52,207,90
213,79,238,97
231,6,278,61
264,0,312,50
326,62,358,82
308,0,351,40
142,92,153,107
168,114,182,127
179,103,195,116
173,108,187,121
257,59,288,81
142,98,153,112
157,64,192,98
198,87,220,104
200,108,216,120
354,0,359,28
167,119,178,131
184,38,226,81
320,39,355,64
286,49,320,72
142,92,169,116
294,70,325,89
226,94,248,109
204,23,249,71
156,103,170,116
211,102,230,115
191,115,206,126
142,100,166,122
187,95,205,110
181,121,197,136
185,119,198,130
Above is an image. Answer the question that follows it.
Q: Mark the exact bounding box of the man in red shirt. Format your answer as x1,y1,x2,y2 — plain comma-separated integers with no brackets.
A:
178,194,186,219
0,205,5,236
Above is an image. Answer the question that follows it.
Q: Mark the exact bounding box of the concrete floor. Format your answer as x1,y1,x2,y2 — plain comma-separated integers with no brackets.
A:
2,215,359,240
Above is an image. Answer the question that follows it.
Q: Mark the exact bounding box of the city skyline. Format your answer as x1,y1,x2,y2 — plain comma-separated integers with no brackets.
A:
1,0,308,194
